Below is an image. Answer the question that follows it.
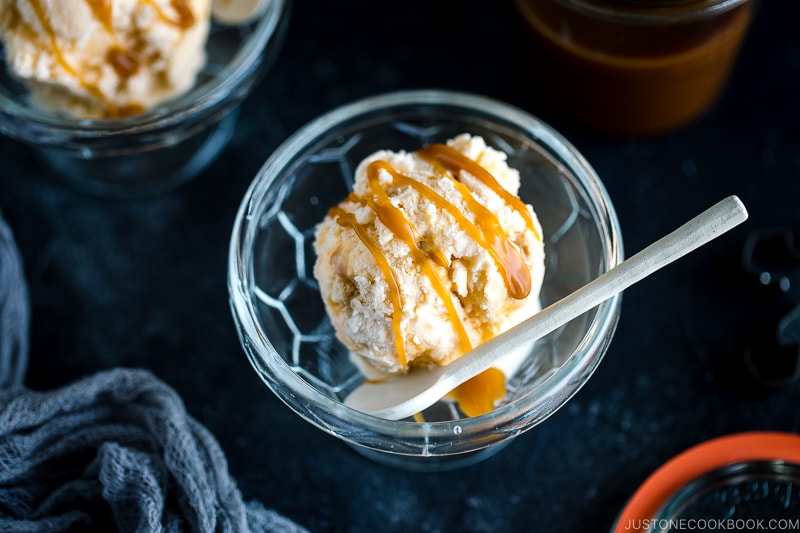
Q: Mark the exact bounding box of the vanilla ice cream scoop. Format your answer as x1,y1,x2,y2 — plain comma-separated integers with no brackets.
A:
0,0,211,119
313,134,546,378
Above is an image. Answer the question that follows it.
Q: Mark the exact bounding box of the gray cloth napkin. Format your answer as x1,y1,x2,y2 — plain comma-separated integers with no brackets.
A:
0,211,308,533
0,213,27,392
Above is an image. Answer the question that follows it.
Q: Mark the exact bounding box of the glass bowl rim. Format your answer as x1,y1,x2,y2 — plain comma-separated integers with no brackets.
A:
0,0,288,140
228,88,624,450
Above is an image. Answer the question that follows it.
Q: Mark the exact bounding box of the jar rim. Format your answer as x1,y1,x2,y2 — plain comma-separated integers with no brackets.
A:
548,0,750,23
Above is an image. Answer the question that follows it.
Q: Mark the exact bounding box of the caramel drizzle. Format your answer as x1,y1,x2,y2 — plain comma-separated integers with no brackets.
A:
331,144,537,368
330,206,409,367
420,144,542,241
143,0,196,28
363,163,474,359
420,144,537,300
85,0,114,32
29,0,92,93
27,0,196,117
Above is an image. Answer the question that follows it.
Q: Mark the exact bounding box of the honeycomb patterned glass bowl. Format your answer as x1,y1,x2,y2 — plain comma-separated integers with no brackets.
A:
0,0,289,198
228,90,623,471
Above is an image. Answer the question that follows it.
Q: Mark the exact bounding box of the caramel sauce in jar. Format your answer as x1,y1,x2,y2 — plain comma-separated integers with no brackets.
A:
514,0,754,137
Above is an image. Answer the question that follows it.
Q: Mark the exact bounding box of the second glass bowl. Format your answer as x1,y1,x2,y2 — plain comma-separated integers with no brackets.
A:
0,0,290,198
228,89,623,471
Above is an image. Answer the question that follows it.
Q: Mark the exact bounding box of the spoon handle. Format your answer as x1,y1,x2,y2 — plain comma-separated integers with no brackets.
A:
357,195,748,420
445,195,749,391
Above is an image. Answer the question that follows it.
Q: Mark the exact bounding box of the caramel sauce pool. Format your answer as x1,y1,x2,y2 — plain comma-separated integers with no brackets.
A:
331,143,539,417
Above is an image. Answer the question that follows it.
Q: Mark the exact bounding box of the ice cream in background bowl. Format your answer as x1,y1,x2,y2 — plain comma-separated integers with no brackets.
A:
228,90,623,471
0,0,289,197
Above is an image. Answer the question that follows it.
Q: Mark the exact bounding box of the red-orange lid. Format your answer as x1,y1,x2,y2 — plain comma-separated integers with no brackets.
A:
613,431,800,532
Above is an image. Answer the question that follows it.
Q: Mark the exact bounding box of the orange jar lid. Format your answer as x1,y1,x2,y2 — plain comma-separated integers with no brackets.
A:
613,432,800,532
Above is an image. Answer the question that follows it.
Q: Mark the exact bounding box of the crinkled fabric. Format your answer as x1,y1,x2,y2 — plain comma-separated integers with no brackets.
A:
0,211,308,533
0,211,28,392
0,368,307,532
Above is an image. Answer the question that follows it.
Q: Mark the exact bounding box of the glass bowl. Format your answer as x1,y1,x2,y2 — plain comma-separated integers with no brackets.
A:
228,89,624,471
0,0,290,198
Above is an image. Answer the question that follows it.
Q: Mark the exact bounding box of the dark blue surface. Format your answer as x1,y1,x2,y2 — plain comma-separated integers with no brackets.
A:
1,1,799,531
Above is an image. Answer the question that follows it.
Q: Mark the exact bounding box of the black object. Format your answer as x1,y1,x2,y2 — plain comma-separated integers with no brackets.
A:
740,228,800,387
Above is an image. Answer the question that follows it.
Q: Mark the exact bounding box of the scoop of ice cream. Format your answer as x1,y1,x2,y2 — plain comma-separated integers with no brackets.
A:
313,134,545,378
0,0,211,118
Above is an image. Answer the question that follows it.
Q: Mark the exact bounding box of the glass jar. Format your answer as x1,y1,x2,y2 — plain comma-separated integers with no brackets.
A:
513,0,755,137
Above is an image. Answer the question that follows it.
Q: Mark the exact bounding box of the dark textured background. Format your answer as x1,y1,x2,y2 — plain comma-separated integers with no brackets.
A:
1,1,799,531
